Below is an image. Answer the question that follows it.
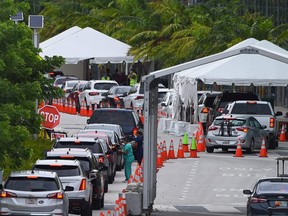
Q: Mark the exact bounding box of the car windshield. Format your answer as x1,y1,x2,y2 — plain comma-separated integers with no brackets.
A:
54,141,103,154
214,118,246,126
90,110,135,127
33,165,80,177
67,81,79,87
230,103,272,115
257,181,288,194
55,77,77,85
115,87,130,94
5,177,59,191
94,83,118,90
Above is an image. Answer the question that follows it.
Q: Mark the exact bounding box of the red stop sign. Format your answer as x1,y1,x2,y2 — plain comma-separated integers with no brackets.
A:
38,105,61,130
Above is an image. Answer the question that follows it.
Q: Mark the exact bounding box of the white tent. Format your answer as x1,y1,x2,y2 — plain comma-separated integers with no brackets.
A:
39,26,134,64
171,38,288,121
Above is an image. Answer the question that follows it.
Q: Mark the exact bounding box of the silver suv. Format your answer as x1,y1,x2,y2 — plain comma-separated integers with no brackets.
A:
46,148,106,207
0,170,69,216
33,159,93,215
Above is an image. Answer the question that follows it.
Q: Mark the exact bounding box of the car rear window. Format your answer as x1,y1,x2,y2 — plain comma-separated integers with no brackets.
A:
34,165,80,177
90,110,135,127
214,118,246,126
257,181,288,194
94,83,118,90
5,177,59,191
54,141,103,154
230,103,272,115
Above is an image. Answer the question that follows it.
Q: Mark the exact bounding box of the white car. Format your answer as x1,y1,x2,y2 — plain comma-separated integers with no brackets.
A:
158,89,176,118
33,159,94,215
124,83,166,110
79,80,118,109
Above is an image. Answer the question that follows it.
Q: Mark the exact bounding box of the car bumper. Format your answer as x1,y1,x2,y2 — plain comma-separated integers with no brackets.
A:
87,96,104,105
206,137,250,149
0,208,65,216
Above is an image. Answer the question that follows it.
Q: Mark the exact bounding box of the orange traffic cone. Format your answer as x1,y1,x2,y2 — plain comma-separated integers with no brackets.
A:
279,124,287,141
197,130,206,152
190,134,199,158
162,141,168,161
259,138,268,157
79,102,86,116
177,139,185,158
157,144,164,168
107,210,112,216
234,139,244,157
168,140,176,159
127,174,134,184
182,133,189,152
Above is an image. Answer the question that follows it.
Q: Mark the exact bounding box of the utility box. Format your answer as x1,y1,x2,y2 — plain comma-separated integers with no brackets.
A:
126,191,143,216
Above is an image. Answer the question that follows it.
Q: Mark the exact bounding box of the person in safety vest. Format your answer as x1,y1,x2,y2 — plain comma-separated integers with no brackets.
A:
101,68,111,80
128,69,137,86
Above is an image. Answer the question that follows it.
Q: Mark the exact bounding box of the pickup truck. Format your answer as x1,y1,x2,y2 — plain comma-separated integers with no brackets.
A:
223,100,282,149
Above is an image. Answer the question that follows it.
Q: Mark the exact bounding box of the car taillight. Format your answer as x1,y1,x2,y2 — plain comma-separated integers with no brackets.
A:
270,117,275,128
201,107,209,113
1,191,17,198
208,126,218,131
132,128,138,136
135,96,144,100
79,179,86,191
89,92,99,96
236,127,249,132
250,197,267,203
47,192,63,199
114,97,120,101
98,156,104,163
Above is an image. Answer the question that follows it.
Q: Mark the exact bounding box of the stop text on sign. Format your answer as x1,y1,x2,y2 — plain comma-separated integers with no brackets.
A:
40,111,59,123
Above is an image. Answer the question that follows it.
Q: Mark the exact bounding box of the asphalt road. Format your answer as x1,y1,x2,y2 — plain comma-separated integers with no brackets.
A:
57,112,288,216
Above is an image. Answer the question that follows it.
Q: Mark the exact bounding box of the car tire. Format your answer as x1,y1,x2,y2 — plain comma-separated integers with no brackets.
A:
246,139,255,153
101,195,105,208
206,147,214,153
116,164,122,171
104,179,108,193
108,173,114,184
93,198,102,210
268,135,277,149
81,201,92,216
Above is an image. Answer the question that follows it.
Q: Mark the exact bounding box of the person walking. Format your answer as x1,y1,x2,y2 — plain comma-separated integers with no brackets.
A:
128,69,138,86
119,139,136,182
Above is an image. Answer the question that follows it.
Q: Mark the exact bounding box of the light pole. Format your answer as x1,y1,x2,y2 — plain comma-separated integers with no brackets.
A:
28,15,44,113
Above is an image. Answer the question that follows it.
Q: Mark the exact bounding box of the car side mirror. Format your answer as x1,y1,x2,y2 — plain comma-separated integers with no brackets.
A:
102,92,108,97
243,189,252,195
64,186,74,191
222,110,228,114
89,172,97,179
86,119,90,124
123,92,128,97
160,102,167,107
0,184,3,190
101,165,108,171
261,125,267,129
275,111,283,116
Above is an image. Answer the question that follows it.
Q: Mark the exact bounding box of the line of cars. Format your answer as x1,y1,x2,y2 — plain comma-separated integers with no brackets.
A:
0,120,132,215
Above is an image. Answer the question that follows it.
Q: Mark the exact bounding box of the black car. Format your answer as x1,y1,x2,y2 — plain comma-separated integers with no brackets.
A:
52,137,114,193
87,108,143,141
205,91,259,131
100,86,131,108
243,177,288,216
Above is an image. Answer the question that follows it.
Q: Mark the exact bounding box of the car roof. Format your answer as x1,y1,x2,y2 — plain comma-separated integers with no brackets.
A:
9,170,57,178
35,159,81,166
89,80,118,84
56,137,98,142
47,148,94,157
86,123,122,129
232,100,269,105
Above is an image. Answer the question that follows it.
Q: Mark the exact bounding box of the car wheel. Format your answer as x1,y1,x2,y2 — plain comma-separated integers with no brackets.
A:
268,135,277,149
206,147,214,153
108,173,114,184
246,139,255,153
101,195,105,208
116,164,122,171
92,198,102,210
81,201,92,216
104,179,108,193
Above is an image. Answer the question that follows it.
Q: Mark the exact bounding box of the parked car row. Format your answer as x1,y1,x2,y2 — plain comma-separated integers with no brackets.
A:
0,118,130,215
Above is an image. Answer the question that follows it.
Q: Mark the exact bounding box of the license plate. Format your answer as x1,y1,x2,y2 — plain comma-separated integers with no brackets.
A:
26,198,37,205
222,140,229,145
275,201,287,207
